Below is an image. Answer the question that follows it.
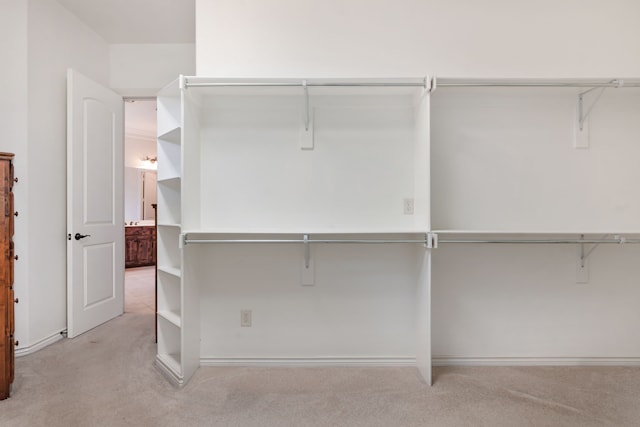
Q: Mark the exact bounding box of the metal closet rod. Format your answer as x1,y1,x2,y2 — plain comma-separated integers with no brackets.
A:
439,238,640,244
183,81,428,88
182,236,640,245
183,238,429,245
182,77,640,89
436,78,640,88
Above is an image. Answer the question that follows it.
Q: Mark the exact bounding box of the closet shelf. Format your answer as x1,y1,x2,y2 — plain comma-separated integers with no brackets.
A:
156,353,181,375
157,126,181,143
157,223,182,229
434,230,640,236
158,310,182,328
181,228,431,236
182,231,435,246
182,76,431,96
158,266,182,278
157,176,181,186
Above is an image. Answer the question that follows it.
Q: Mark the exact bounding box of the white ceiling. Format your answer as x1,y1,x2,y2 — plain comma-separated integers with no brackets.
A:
56,0,195,43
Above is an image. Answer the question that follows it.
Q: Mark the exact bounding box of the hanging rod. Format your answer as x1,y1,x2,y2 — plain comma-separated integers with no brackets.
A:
439,238,640,244
183,238,429,245
436,78,640,88
182,77,430,89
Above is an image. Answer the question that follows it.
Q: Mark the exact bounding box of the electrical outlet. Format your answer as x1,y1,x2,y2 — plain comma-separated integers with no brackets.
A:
403,198,414,215
240,310,252,327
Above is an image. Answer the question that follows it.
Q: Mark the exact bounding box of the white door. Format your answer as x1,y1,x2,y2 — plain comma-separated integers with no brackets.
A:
67,69,124,338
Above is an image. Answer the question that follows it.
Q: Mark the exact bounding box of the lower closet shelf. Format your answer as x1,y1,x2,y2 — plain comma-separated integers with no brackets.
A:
157,353,182,375
158,311,182,328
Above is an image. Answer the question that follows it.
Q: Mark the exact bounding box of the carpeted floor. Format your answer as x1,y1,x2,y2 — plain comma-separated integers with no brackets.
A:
2,266,640,426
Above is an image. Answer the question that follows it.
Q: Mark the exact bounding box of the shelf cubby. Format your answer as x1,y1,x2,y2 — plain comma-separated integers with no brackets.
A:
157,225,181,271
157,136,182,182
191,85,430,233
157,179,181,225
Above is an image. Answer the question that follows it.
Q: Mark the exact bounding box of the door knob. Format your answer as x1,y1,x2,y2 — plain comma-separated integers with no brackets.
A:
74,233,91,240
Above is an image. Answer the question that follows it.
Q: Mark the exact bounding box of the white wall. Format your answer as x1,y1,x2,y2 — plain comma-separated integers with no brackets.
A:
110,44,195,96
196,0,640,78
195,0,640,361
0,1,29,347
0,2,195,354
24,0,111,349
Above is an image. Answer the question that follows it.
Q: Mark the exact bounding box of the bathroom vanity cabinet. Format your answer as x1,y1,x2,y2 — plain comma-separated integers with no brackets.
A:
125,225,156,268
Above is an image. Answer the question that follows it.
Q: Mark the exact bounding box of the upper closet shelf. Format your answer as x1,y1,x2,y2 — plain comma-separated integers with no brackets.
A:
435,231,640,245
180,76,433,96
434,77,640,89
434,230,640,236
182,230,437,246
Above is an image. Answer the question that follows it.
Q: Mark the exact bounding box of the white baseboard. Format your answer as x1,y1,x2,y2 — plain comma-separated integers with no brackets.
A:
155,355,185,387
200,357,417,367
433,356,640,366
201,356,640,368
15,331,65,358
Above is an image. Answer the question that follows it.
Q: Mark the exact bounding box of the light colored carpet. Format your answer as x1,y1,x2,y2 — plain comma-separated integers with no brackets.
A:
2,266,640,426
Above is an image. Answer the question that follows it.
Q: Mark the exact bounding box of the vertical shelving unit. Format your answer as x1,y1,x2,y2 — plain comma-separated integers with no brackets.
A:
155,79,199,385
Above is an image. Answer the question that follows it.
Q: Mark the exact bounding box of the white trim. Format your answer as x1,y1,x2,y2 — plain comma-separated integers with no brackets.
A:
200,357,416,367
125,128,156,143
433,356,640,366
155,355,185,387
15,331,64,358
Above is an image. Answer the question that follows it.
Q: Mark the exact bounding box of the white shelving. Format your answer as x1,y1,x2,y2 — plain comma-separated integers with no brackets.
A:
156,76,433,386
153,76,640,387
155,79,193,385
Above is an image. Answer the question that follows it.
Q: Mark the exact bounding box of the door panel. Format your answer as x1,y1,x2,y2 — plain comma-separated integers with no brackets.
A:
67,69,124,338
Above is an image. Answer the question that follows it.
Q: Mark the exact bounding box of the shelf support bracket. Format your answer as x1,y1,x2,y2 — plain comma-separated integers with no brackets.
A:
300,80,314,149
575,79,622,148
303,234,310,268
303,80,310,131
427,76,436,94
425,232,439,249
577,234,619,283
301,234,314,285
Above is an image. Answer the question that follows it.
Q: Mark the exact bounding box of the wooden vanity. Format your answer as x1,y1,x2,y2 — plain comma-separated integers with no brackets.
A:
125,224,156,268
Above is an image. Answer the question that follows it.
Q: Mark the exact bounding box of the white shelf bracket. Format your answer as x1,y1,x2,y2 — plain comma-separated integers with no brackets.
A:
427,76,436,94
303,80,310,131
301,234,315,285
303,234,310,268
575,80,622,148
425,232,439,249
577,234,621,283
300,80,314,149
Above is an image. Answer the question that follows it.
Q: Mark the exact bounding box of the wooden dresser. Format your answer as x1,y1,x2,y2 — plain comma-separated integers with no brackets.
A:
0,153,15,400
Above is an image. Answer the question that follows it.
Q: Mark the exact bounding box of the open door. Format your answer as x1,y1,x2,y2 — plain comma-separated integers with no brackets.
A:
67,69,124,338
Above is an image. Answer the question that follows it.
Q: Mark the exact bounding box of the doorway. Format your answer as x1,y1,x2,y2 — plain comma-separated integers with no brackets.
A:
124,98,157,316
